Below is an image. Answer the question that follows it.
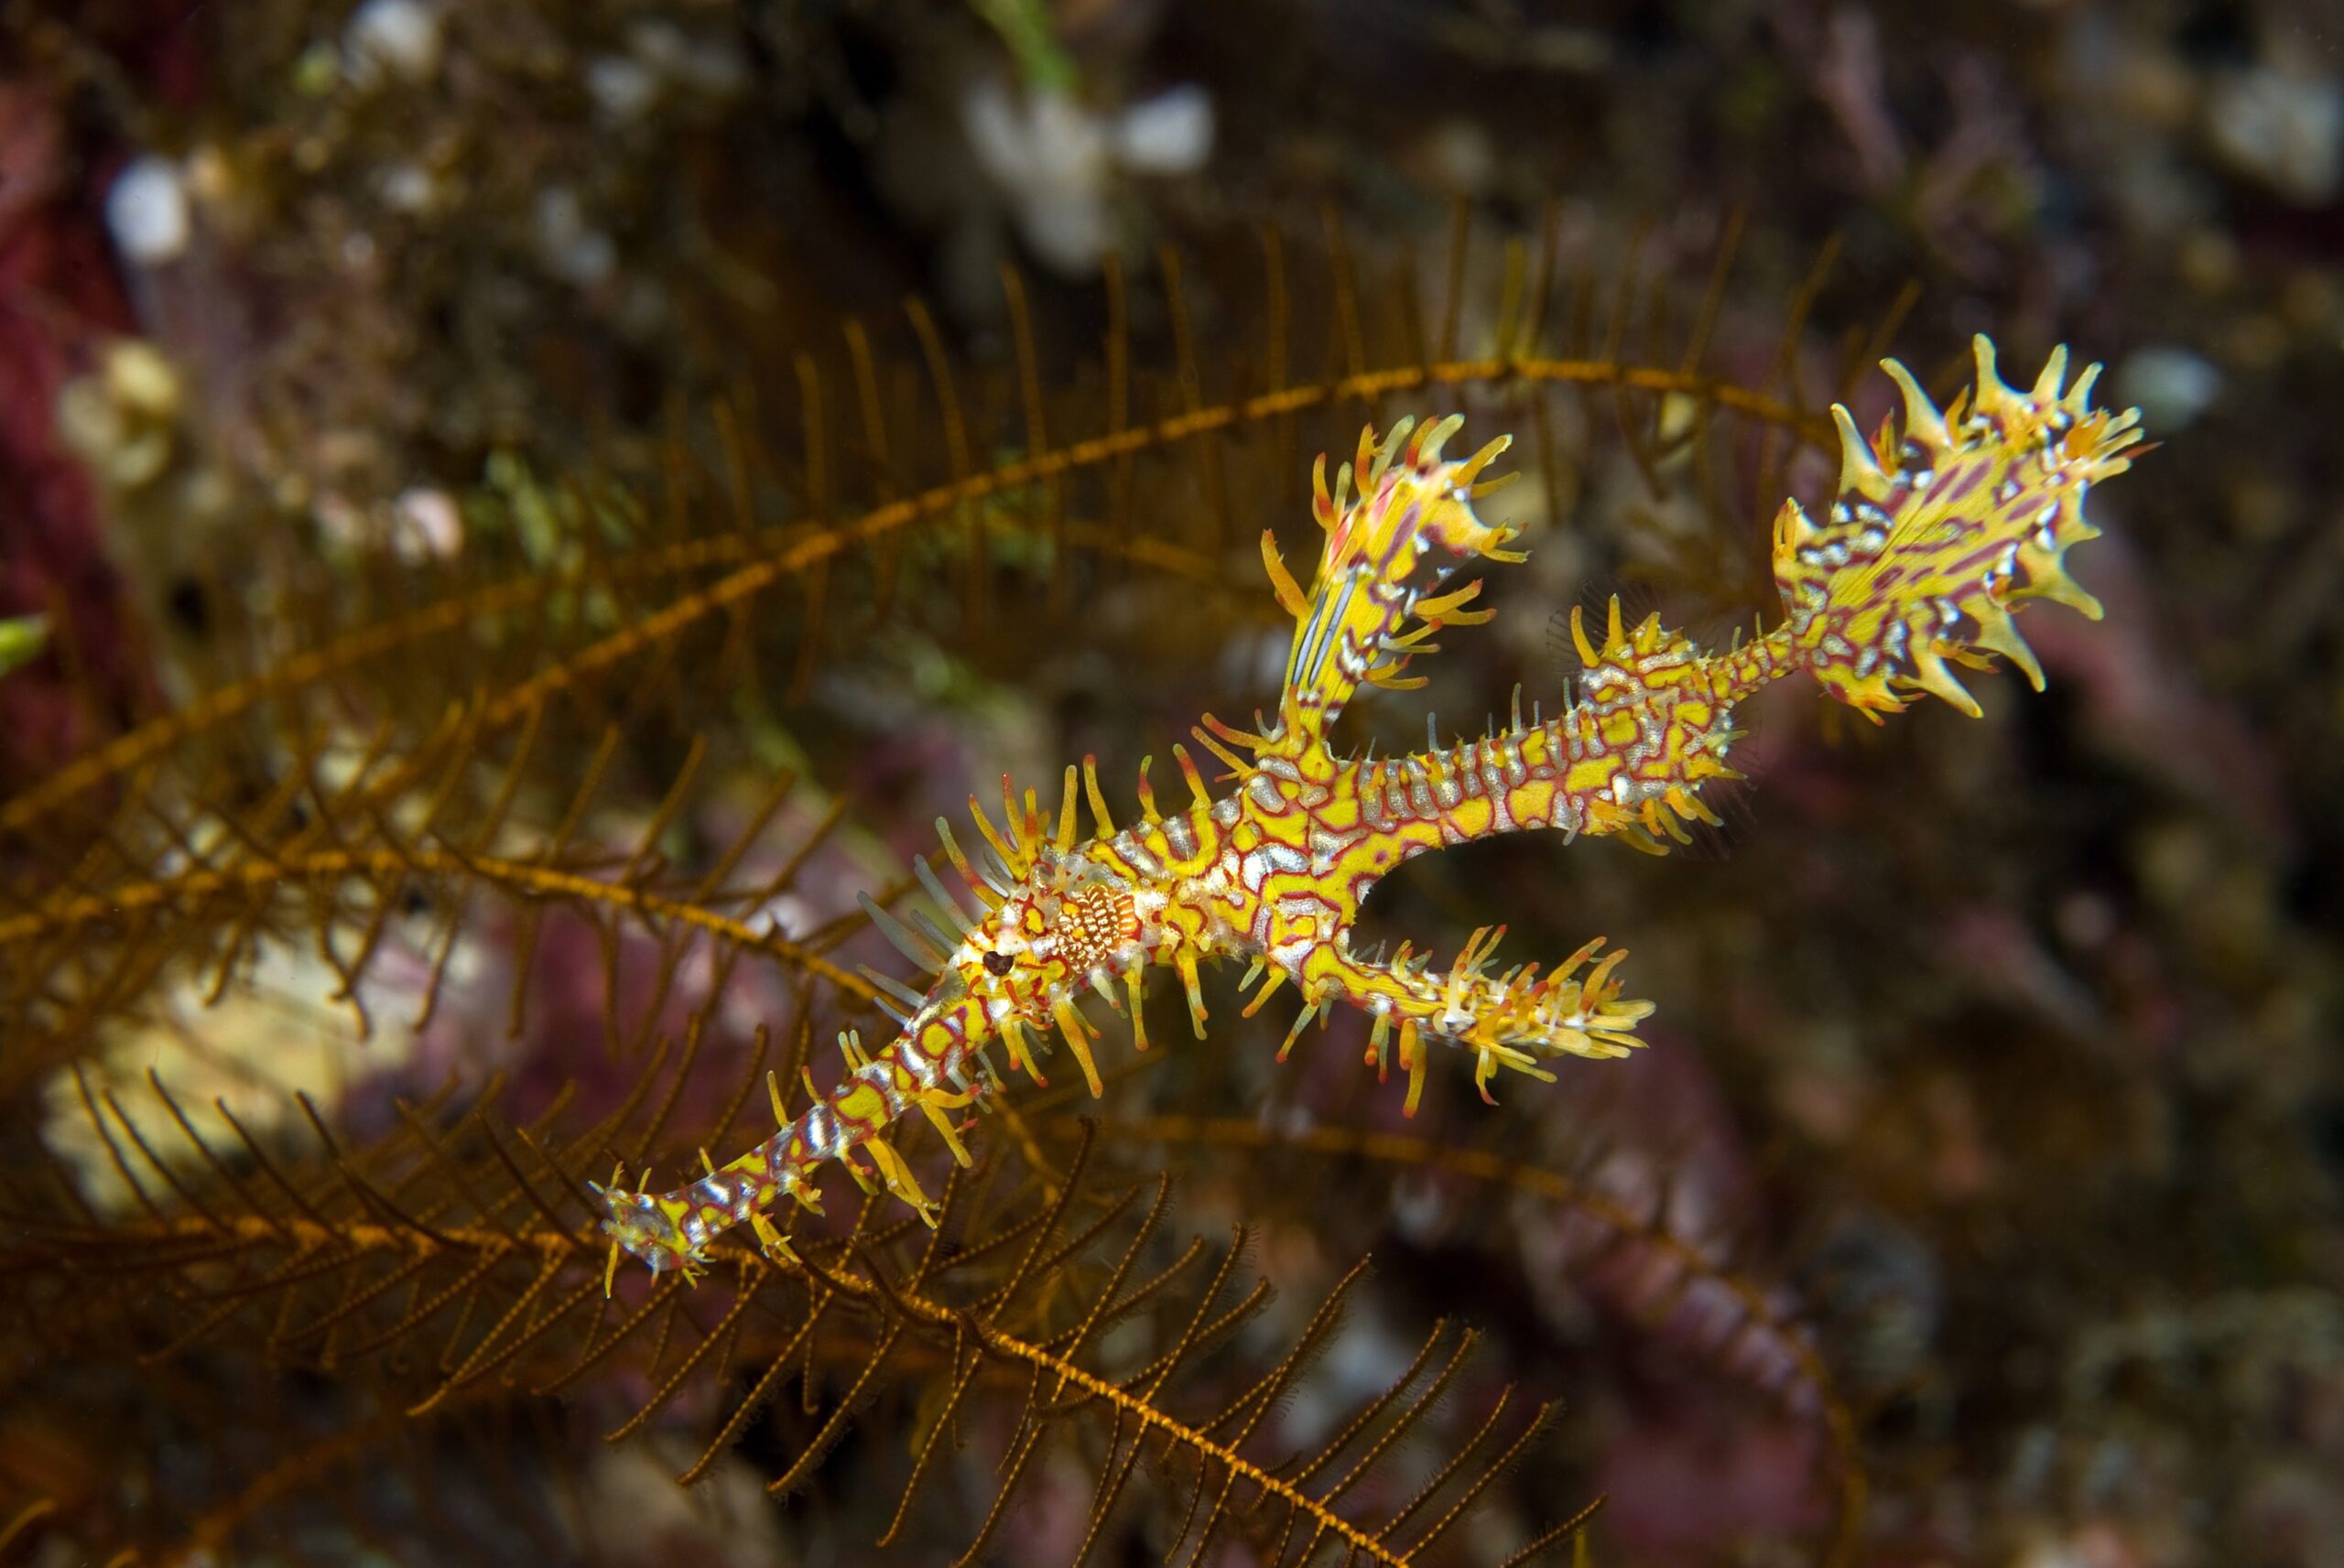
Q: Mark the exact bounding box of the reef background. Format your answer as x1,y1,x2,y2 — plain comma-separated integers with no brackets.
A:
1,3,2339,1565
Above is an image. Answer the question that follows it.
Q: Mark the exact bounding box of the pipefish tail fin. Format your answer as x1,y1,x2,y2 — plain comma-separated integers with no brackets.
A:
1775,335,2145,719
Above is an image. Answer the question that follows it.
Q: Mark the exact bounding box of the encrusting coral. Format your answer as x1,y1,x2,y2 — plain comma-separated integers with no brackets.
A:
594,335,2147,1288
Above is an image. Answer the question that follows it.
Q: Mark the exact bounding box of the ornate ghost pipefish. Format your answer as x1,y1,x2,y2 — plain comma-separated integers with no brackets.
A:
592,336,2146,1289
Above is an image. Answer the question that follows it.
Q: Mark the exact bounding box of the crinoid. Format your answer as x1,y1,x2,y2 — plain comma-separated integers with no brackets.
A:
1,187,2147,1563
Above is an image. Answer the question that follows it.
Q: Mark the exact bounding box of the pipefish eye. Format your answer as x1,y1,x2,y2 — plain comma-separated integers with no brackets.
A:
984,950,1015,977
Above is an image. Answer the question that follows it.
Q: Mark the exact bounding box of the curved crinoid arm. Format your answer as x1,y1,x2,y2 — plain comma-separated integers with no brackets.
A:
1774,334,2147,718
1257,414,1524,751
1256,928,1654,1119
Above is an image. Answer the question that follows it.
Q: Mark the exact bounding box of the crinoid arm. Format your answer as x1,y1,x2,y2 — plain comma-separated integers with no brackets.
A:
1256,414,1523,752
1775,334,2146,718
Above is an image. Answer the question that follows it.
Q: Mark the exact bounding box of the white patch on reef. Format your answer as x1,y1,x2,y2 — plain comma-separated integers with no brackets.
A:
1112,86,1213,175
343,0,445,87
107,156,189,265
391,487,464,562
